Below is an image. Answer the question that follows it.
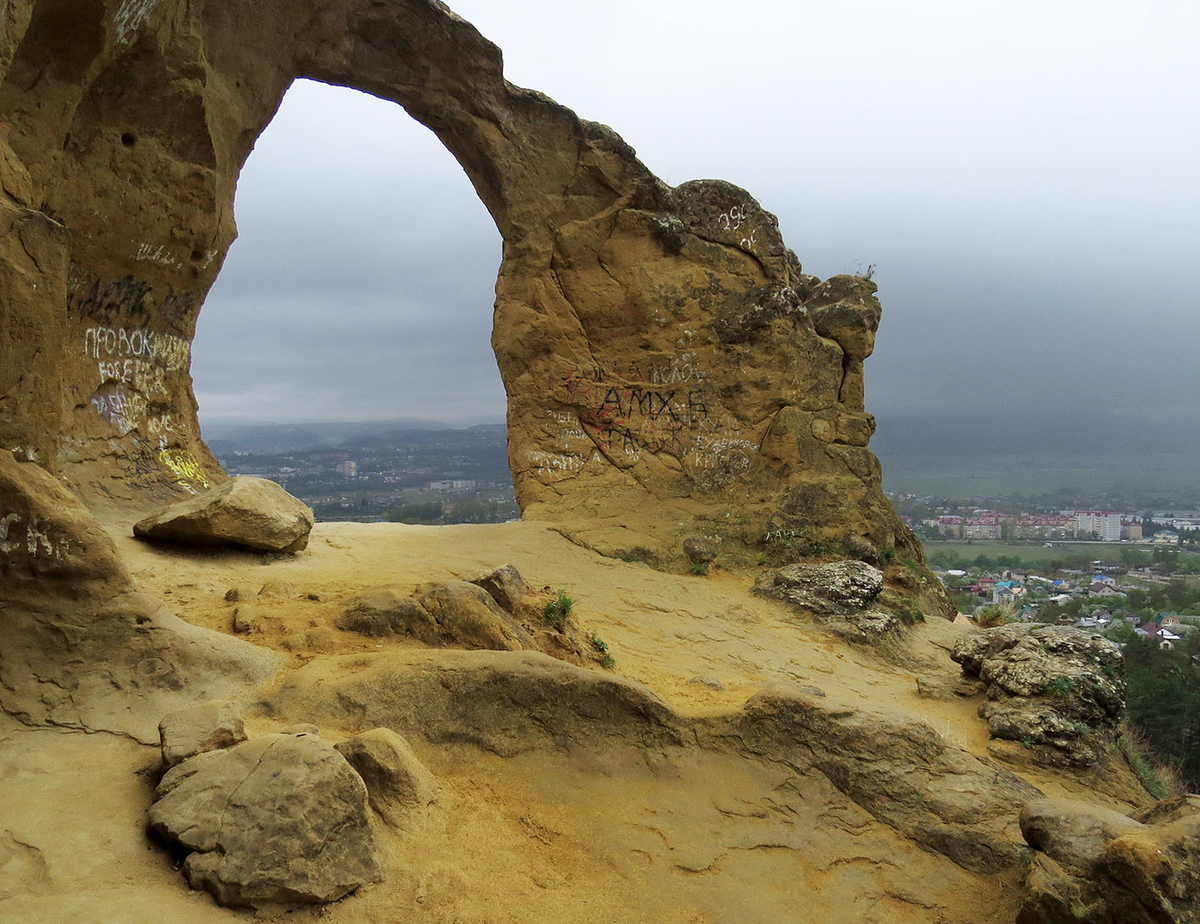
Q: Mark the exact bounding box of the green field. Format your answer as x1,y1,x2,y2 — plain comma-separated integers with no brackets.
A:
919,540,1200,569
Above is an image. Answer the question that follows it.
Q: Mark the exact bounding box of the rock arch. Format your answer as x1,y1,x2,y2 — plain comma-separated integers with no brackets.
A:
0,0,943,594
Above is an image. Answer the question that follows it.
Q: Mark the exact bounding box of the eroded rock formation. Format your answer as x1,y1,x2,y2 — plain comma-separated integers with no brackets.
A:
952,625,1126,766
0,0,946,609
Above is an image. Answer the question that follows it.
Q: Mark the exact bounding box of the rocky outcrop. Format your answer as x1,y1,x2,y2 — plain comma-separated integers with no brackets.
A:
335,586,439,639
134,476,314,552
148,732,380,907
0,0,948,611
1017,797,1200,924
467,564,529,613
952,625,1125,766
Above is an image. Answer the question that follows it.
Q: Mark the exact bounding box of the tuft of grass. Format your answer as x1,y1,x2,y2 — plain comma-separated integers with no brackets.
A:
689,560,710,576
1117,721,1181,799
600,654,616,669
544,589,573,631
1045,676,1077,699
587,631,609,654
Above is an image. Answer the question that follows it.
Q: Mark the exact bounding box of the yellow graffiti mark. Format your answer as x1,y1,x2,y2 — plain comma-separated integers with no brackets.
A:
159,448,210,490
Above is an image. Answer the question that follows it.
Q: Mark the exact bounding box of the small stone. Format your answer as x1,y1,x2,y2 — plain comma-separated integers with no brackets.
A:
231,605,257,635
688,674,724,691
224,588,240,603
682,538,718,564
258,580,294,598
159,700,247,768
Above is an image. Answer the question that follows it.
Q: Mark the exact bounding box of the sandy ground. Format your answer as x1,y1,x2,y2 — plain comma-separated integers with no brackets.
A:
0,519,1152,923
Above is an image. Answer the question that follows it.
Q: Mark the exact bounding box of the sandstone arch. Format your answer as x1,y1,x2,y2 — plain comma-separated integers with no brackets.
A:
0,0,945,600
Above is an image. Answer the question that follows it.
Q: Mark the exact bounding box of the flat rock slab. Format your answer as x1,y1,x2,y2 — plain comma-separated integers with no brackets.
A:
134,477,314,552
148,733,379,907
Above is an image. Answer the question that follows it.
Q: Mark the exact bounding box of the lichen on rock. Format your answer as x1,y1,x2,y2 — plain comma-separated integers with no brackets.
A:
952,624,1126,766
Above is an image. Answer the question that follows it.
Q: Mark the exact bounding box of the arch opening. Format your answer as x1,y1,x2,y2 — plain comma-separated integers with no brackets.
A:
193,79,515,523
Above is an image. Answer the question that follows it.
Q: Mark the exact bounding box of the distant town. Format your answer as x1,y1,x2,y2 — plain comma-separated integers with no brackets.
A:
211,424,518,524
889,490,1200,545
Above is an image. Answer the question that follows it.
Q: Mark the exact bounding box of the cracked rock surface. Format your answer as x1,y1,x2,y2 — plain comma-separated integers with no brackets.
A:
148,733,380,908
952,625,1125,766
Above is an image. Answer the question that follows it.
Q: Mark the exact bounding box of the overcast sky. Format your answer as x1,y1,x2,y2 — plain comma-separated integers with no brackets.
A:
193,0,1200,455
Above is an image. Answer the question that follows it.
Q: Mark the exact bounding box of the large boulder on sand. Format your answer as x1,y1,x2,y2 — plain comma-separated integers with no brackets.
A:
148,733,379,907
134,477,314,552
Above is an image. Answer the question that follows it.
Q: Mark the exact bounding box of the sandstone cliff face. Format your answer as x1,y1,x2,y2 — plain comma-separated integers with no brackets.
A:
0,0,941,603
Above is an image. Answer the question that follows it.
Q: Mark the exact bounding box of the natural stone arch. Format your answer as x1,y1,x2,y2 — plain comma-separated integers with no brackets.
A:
0,0,946,609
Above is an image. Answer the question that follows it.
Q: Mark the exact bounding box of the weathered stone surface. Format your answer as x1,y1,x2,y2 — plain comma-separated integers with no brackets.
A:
753,560,884,613
148,734,380,907
0,450,280,743
335,587,438,639
335,728,438,826
415,580,533,651
952,625,1125,766
1019,798,1145,871
682,537,718,564
752,559,902,640
134,477,313,552
1018,798,1200,924
159,700,246,768
467,563,529,613
0,0,949,615
271,651,1041,875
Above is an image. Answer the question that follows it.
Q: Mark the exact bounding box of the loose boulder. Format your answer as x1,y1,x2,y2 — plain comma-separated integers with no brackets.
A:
148,733,379,908
951,625,1125,766
159,700,247,769
414,581,532,651
335,728,438,827
753,560,884,612
134,477,314,552
753,559,900,640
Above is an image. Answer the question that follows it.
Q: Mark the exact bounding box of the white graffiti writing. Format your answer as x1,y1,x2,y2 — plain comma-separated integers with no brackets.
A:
0,513,71,560
529,451,588,479
650,352,706,385
113,0,162,44
84,326,190,371
0,513,19,553
717,205,748,232
134,242,184,271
